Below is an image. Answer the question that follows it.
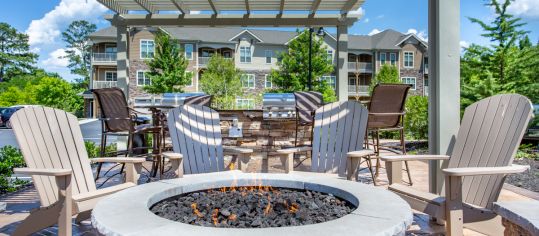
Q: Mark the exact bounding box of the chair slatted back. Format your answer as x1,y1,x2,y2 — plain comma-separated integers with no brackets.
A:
184,95,212,107
167,105,224,174
91,88,131,132
311,101,369,176
10,107,96,207
368,84,410,129
294,92,324,125
447,94,533,208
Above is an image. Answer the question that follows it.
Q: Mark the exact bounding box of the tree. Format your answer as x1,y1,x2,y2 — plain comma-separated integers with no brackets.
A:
143,31,191,94
199,54,242,109
0,22,38,82
369,64,400,94
32,77,84,114
468,0,528,81
519,35,532,50
270,29,334,99
61,20,96,88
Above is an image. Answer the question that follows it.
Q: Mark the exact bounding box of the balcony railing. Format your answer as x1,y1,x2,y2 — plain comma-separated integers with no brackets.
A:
347,85,369,96
93,81,118,89
92,53,117,63
347,62,373,72
198,57,232,67
424,66,429,74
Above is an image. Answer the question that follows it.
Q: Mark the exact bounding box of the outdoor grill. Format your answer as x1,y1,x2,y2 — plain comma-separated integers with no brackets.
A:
160,93,206,106
262,93,296,119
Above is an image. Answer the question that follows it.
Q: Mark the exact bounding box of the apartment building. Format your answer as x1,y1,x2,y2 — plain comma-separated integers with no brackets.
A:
84,26,428,117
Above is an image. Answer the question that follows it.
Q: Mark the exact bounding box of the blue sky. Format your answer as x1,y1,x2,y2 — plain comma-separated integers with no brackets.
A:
1,0,538,82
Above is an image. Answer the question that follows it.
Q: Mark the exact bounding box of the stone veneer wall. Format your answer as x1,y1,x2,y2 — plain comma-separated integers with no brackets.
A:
218,110,310,159
400,68,425,96
128,60,151,100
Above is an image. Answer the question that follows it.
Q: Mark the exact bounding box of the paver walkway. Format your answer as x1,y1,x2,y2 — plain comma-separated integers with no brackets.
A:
0,147,535,235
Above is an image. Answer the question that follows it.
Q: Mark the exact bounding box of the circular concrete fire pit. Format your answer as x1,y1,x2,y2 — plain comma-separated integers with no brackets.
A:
92,171,413,236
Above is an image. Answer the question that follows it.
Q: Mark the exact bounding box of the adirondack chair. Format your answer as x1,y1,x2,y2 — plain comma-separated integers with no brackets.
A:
276,101,375,178
9,106,150,236
381,94,533,236
165,105,253,175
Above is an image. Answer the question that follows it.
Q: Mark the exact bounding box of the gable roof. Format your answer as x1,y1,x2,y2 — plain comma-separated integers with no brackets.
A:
89,27,425,50
229,30,264,43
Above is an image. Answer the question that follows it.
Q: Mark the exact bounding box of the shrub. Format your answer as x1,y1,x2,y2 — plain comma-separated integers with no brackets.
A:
0,146,27,194
404,96,429,140
84,141,118,158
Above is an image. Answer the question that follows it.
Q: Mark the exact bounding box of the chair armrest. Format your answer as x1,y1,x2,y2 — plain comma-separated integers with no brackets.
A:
163,152,183,160
127,107,152,115
347,149,375,158
14,168,72,176
276,146,312,154
443,164,529,176
369,112,406,116
381,155,450,162
90,157,145,164
223,146,254,154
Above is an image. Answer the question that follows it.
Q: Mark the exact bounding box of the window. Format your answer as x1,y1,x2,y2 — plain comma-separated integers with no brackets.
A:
105,71,117,81
184,44,193,60
424,57,429,72
380,52,386,65
140,40,155,59
390,53,397,65
326,50,334,62
137,71,151,86
424,78,429,96
401,77,416,90
240,46,252,63
241,74,255,88
264,74,272,88
236,99,255,109
105,44,117,53
404,51,414,68
265,50,272,64
321,75,336,90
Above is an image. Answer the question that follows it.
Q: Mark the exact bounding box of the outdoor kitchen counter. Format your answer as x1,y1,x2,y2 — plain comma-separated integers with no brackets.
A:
216,110,309,157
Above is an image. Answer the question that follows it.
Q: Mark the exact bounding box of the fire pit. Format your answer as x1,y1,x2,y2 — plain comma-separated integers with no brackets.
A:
92,171,413,235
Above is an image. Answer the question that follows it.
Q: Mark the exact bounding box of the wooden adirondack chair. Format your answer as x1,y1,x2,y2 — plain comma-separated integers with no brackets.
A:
381,94,533,236
9,107,148,236
277,101,375,177
165,105,253,175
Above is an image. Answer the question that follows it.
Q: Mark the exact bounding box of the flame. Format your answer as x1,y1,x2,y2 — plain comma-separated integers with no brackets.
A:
228,214,237,221
229,162,235,170
191,203,204,218
264,195,272,215
288,203,299,213
212,209,219,226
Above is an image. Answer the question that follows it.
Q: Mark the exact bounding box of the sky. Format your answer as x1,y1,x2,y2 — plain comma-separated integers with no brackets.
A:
0,0,538,82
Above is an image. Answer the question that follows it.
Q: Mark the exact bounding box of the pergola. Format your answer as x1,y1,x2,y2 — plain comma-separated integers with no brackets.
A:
97,0,460,193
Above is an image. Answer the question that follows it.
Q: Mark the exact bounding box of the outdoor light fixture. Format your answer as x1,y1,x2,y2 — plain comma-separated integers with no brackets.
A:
308,27,325,91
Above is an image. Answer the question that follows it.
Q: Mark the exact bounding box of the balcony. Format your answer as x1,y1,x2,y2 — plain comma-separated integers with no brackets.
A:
347,85,370,96
93,81,118,89
198,57,232,67
348,62,373,73
92,53,117,65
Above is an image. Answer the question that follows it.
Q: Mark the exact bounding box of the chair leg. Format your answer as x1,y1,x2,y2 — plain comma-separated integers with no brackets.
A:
445,175,464,236
400,128,413,185
75,211,91,224
375,130,381,177
366,156,377,186
404,161,413,186
95,133,108,181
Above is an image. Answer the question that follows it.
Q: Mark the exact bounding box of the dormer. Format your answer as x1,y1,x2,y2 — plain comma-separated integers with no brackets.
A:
229,30,264,45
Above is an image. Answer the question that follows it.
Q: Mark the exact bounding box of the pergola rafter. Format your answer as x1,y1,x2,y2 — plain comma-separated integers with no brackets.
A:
170,0,186,14
97,0,128,14
310,0,322,16
207,0,218,15
245,0,251,14
134,0,156,14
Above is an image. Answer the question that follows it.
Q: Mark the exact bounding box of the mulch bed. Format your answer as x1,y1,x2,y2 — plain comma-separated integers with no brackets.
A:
150,187,356,228
505,158,539,193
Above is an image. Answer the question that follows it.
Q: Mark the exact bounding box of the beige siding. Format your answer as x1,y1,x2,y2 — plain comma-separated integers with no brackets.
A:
400,43,425,70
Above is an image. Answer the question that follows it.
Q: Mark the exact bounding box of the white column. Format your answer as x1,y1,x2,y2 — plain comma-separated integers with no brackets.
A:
336,25,349,102
116,24,130,100
428,0,461,194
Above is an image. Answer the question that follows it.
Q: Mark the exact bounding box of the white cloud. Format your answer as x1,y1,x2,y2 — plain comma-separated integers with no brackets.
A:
460,40,470,49
363,18,370,23
42,49,69,68
507,0,539,18
26,0,107,47
368,29,381,36
406,28,428,42
349,7,364,16
376,14,384,19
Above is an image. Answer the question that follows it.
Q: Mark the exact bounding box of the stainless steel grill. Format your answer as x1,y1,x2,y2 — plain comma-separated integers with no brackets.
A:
161,93,205,106
262,93,296,119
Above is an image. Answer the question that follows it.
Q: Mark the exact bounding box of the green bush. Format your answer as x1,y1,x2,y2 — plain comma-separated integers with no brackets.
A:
404,96,429,140
0,146,27,194
84,141,118,158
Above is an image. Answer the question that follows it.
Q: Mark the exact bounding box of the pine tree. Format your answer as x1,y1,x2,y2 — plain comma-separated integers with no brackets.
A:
0,22,38,82
62,20,97,87
143,31,191,94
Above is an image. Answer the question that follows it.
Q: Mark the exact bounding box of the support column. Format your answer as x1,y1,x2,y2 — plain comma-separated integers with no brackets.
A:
336,25,349,102
428,0,460,194
116,23,130,100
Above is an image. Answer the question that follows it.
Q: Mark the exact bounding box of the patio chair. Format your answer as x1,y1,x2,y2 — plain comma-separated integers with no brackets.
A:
381,94,533,236
8,106,151,236
165,105,253,175
276,101,375,178
184,94,213,106
91,88,161,180
293,91,323,146
366,83,412,185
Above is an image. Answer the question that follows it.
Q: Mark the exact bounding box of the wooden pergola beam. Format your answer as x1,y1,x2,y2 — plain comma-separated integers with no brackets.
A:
134,0,156,14
170,0,186,14
340,0,360,14
310,0,322,16
245,0,251,14
106,13,360,27
97,0,128,14
207,0,218,15
279,0,285,15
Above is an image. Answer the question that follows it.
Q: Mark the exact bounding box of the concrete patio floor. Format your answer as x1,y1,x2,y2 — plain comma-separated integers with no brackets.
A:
0,146,535,235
